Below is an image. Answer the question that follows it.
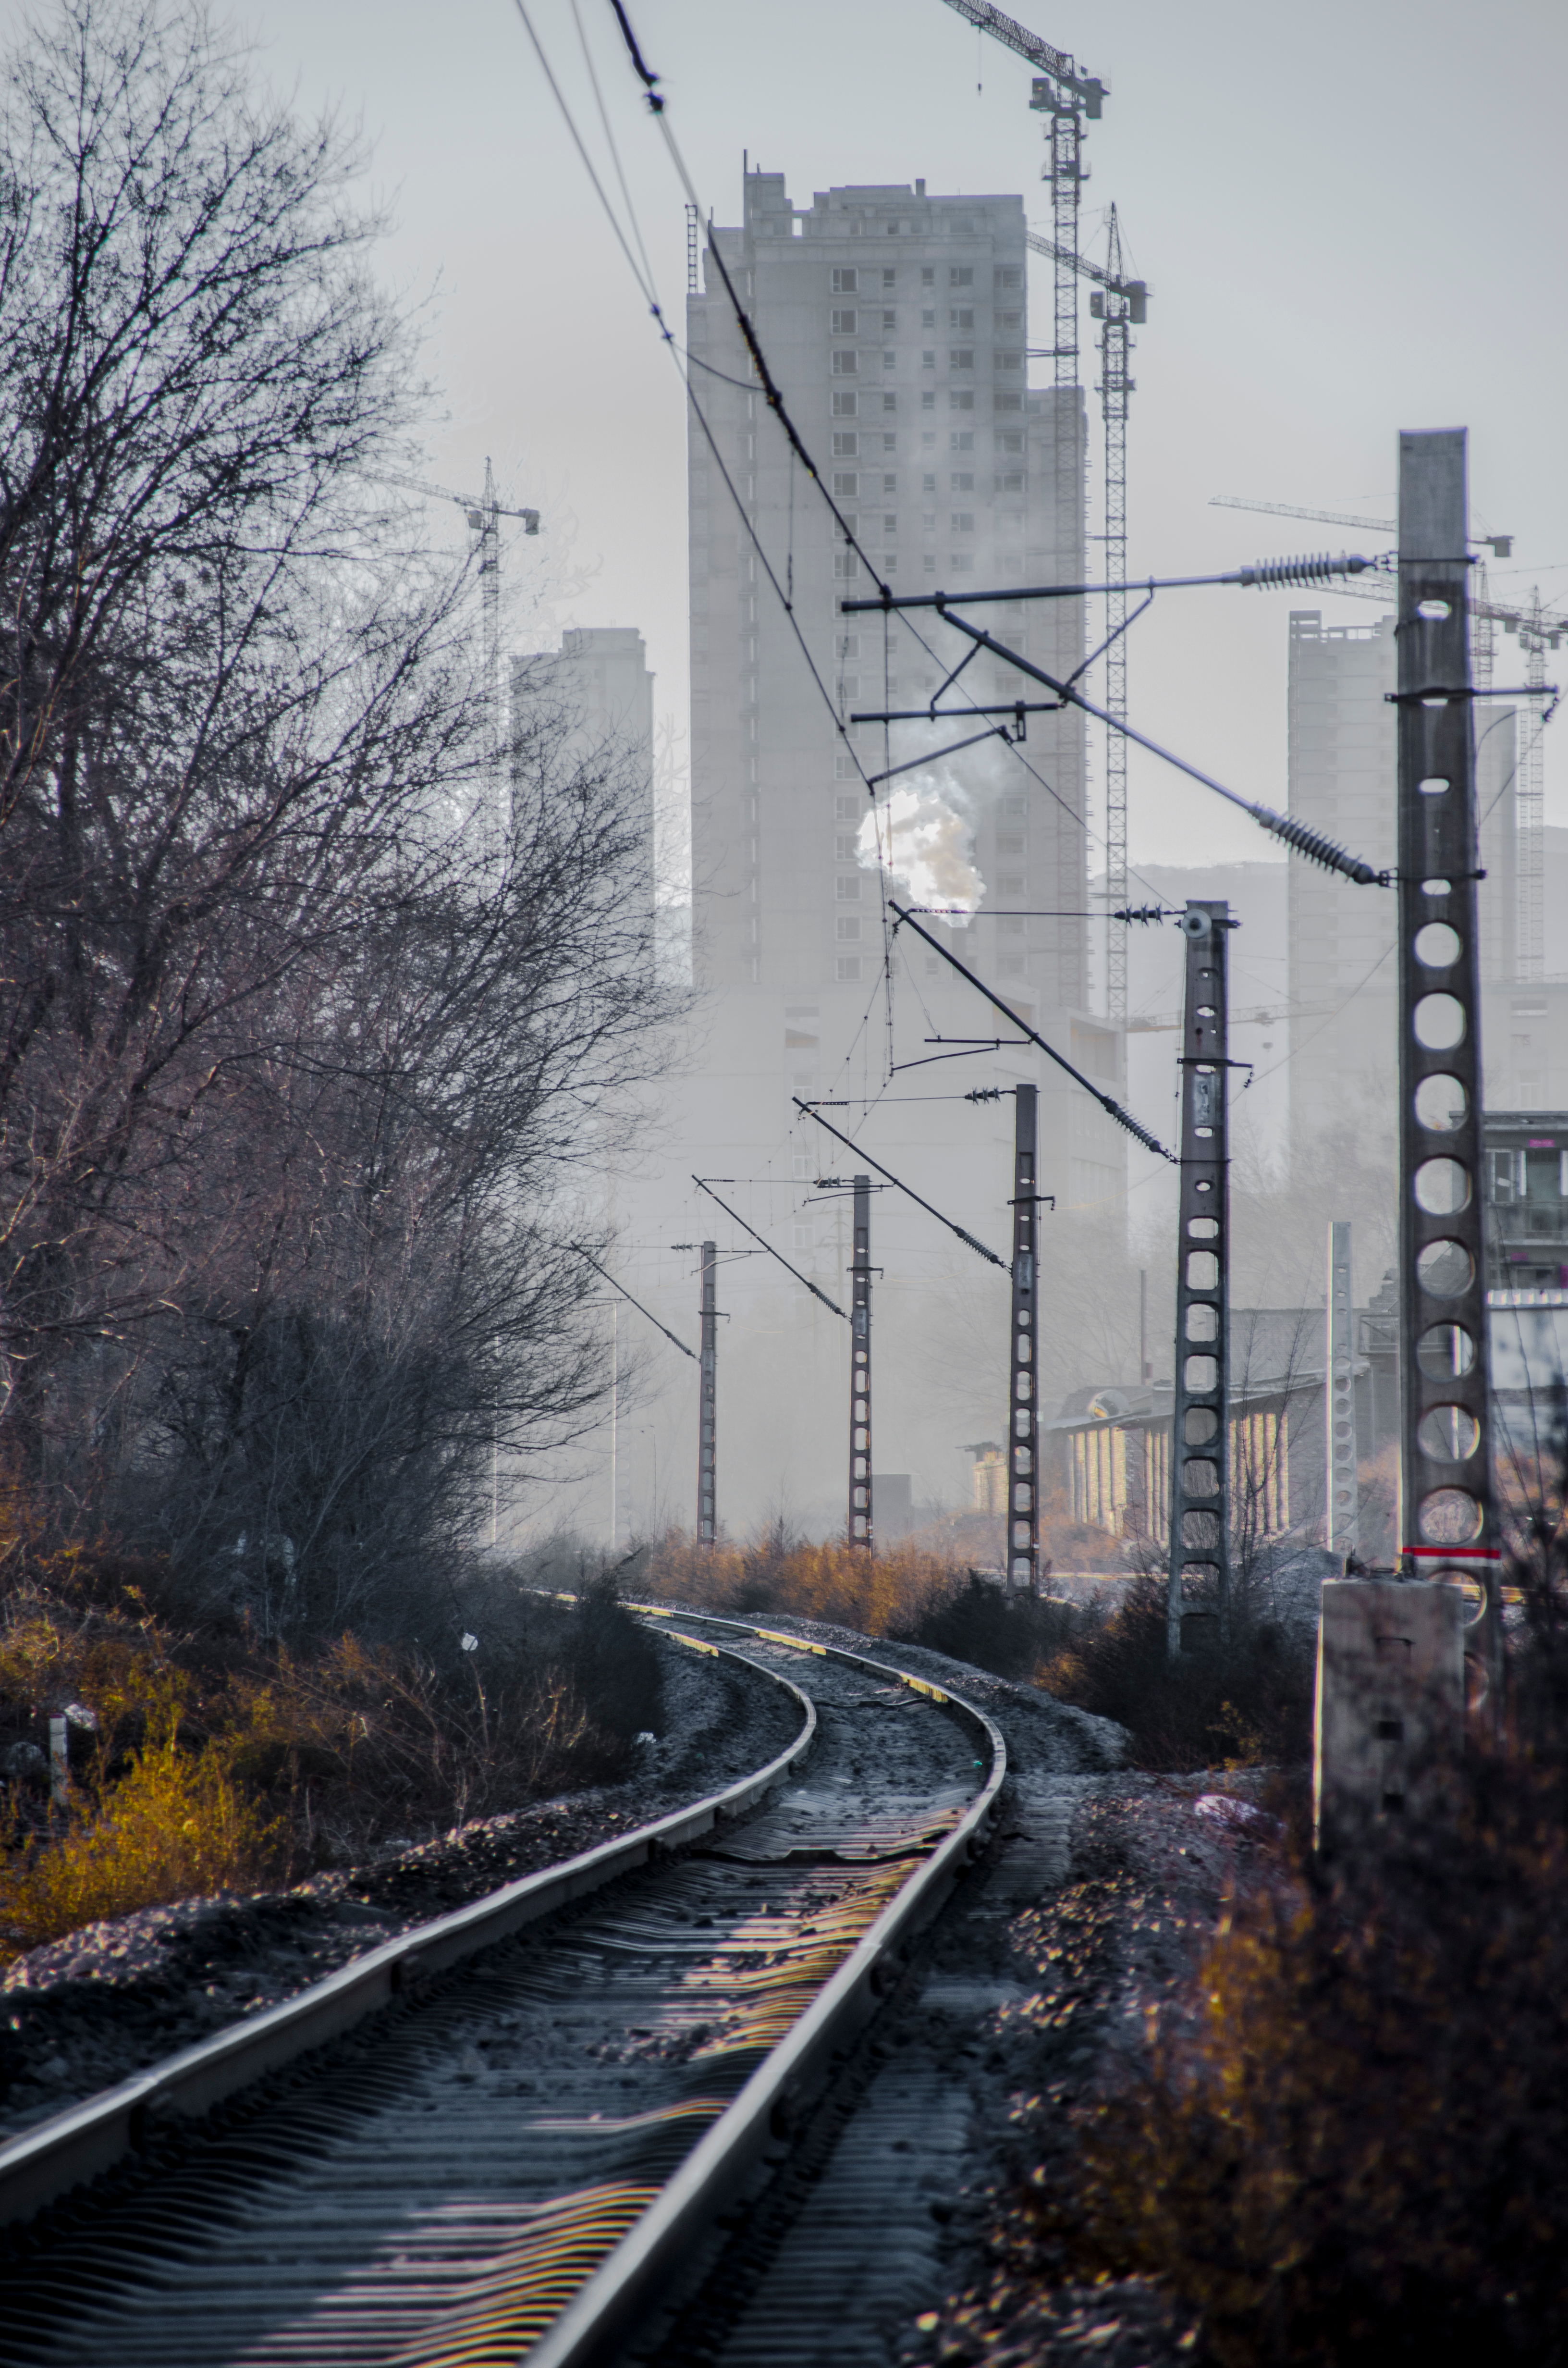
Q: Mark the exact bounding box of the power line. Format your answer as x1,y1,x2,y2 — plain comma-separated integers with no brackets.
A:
691,1176,847,1317
570,1245,697,1358
792,1098,1007,1269
888,901,1175,1159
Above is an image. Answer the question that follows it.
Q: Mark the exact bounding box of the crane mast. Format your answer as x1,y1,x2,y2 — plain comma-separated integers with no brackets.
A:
938,0,1106,749
1096,207,1132,1024
1028,219,1149,1024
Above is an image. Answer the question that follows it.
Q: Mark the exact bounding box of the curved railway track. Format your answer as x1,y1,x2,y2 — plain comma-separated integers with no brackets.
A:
0,1614,1006,2368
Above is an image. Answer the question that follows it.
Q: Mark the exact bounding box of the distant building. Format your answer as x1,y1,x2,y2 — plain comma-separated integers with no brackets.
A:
520,625,657,945
1484,1111,1568,1295
1047,1296,1400,1550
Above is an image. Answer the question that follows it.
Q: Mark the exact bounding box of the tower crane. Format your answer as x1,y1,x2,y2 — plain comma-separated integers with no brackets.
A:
372,461,541,843
937,4,1124,1022
1030,212,1149,1022
1212,494,1564,981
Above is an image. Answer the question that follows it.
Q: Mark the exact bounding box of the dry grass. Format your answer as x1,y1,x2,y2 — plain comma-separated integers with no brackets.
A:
0,1519,661,1959
641,1528,966,1637
1043,1763,1568,2368
1,1684,282,1951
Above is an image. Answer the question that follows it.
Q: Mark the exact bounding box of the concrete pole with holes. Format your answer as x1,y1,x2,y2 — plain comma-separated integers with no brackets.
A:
697,1242,718,1545
1007,1086,1041,1597
1167,902,1232,1659
1391,428,1499,1718
1315,430,1500,1843
848,1176,873,1549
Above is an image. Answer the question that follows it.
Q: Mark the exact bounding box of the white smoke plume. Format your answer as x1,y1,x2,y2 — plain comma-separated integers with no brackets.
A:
857,778,985,922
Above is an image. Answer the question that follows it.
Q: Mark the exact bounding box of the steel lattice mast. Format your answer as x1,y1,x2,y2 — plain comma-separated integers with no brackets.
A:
1025,222,1148,1024
937,3,1106,657
1099,207,1131,1024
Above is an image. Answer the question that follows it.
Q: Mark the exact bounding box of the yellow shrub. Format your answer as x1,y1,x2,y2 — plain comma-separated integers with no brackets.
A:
0,1711,281,1957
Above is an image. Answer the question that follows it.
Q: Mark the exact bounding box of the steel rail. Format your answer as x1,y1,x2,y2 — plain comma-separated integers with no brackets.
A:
0,1633,817,2236
0,1616,1006,2368
526,1605,1007,2368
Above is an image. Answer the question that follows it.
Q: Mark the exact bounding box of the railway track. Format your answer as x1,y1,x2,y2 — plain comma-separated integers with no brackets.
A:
0,1612,1006,2367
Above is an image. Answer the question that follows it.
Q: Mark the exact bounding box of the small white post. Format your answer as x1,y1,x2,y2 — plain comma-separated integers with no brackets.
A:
48,1714,69,1809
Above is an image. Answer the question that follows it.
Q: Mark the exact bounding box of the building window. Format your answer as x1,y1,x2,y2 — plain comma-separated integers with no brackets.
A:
832,349,858,375
922,473,936,493
921,308,936,329
882,268,896,288
951,512,975,533
949,553,973,571
950,430,974,450
831,308,857,333
836,679,858,704
833,471,858,497
994,391,1022,412
921,390,935,411
997,310,1023,331
883,432,897,451
836,876,862,901
883,350,895,370
996,469,1024,492
923,554,937,573
949,390,974,410
999,430,1024,454
951,471,974,492
995,265,1021,290
833,392,858,417
882,391,896,411
832,267,858,293
882,473,897,494
836,957,862,982
882,310,897,330
836,832,859,860
837,916,862,941
834,752,857,778
883,514,896,536
949,265,974,286
832,431,858,456
995,351,1023,371
1488,1148,1527,1201
921,348,936,369
949,308,974,331
834,550,859,578
921,266,934,286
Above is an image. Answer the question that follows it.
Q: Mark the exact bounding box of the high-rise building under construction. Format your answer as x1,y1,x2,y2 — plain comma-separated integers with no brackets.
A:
553,165,1127,1537
688,170,1094,1034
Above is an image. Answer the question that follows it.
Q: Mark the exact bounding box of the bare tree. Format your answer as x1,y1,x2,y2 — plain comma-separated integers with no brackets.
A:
0,0,681,1625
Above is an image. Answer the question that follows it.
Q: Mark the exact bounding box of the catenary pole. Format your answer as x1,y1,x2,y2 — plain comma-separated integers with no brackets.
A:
697,1241,718,1545
1167,902,1233,1659
1007,1085,1041,1595
848,1176,873,1549
1393,429,1499,1713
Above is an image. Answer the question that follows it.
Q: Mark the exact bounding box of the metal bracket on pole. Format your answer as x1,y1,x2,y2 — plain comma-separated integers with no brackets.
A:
697,1241,718,1545
848,1177,873,1549
1393,428,1499,1718
1008,1086,1041,1596
1167,902,1232,1658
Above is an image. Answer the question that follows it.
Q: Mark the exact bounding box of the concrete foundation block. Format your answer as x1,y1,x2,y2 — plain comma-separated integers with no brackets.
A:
1313,1579,1466,1854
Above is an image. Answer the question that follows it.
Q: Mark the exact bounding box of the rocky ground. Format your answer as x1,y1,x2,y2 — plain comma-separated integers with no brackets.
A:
717,1614,1287,2368
0,1605,1290,2368
0,1631,802,2141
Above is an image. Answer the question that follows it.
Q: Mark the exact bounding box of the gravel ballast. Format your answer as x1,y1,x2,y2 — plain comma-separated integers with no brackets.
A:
0,1627,801,2142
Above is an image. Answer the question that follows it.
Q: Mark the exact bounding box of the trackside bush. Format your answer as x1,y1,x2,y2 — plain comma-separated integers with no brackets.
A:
1044,1759,1568,2367
1036,1577,1313,1769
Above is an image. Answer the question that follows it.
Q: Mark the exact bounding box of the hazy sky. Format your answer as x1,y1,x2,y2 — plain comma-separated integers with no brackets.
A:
20,0,1568,874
